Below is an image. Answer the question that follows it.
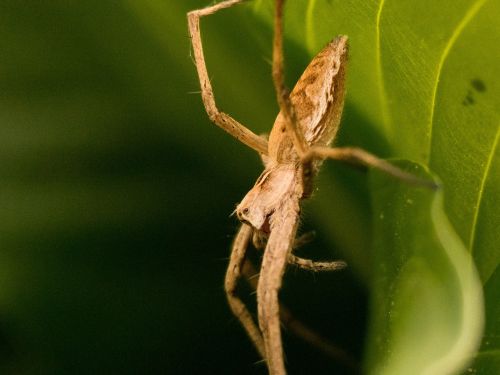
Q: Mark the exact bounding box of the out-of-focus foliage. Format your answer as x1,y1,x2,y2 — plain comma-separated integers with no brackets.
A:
0,0,365,373
0,0,497,374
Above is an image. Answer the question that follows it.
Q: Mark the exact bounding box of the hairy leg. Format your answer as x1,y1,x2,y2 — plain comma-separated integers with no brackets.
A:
303,145,439,189
242,261,359,373
257,198,300,375
187,0,268,154
272,0,308,155
289,231,347,271
225,224,266,358
288,254,347,272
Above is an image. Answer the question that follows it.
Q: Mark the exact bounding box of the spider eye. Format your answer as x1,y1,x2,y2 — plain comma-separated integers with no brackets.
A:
236,207,250,222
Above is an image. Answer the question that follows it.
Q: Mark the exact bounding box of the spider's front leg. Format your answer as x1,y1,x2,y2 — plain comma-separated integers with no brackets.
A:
225,223,266,359
243,258,359,372
257,197,301,375
187,0,268,154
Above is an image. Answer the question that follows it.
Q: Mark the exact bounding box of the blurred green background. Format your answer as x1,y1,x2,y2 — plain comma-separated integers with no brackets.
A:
0,1,369,373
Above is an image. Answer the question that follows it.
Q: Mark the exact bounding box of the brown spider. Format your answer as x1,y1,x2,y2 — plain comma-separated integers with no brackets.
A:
188,1,432,373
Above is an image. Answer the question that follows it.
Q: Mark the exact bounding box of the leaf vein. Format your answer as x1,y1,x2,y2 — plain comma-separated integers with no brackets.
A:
375,0,392,137
427,0,488,161
469,124,500,262
305,0,317,52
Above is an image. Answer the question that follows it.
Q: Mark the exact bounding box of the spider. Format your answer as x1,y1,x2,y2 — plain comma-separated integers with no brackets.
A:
187,1,433,373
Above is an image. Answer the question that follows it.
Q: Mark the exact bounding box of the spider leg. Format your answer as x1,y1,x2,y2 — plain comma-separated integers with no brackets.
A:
257,197,300,375
289,231,347,271
242,260,359,373
272,0,308,156
187,0,268,155
288,254,347,272
303,145,439,189
225,223,266,359
254,228,314,253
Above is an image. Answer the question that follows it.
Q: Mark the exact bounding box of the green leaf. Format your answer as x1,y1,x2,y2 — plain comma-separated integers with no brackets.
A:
367,164,484,375
253,0,499,373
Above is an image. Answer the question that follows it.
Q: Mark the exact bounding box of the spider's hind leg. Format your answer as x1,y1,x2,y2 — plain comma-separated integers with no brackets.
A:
272,0,308,156
302,146,438,189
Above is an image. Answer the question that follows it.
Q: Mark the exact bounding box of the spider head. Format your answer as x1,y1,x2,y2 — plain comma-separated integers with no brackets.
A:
235,165,297,233
236,205,272,233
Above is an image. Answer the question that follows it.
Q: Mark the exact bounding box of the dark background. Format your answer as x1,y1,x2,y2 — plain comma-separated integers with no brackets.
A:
0,1,369,373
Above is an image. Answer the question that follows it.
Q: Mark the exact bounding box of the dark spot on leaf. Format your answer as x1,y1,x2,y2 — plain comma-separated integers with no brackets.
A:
462,92,475,106
471,79,486,93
